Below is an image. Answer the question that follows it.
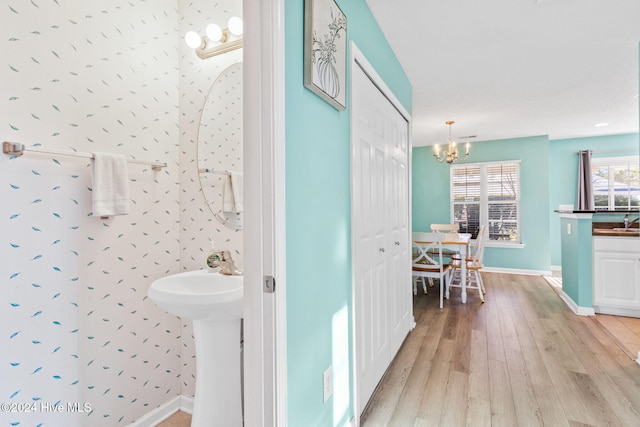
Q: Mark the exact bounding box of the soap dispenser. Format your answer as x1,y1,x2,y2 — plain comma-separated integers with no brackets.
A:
624,214,630,229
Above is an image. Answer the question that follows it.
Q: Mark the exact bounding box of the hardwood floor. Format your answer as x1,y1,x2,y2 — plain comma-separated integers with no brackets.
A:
156,411,191,427
595,314,640,361
361,273,640,427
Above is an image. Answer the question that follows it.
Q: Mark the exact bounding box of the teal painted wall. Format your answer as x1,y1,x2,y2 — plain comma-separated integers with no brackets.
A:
285,1,411,425
413,136,551,272
548,133,640,266
560,216,594,308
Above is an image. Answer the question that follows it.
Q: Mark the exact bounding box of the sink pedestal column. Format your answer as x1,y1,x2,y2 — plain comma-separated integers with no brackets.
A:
191,318,242,427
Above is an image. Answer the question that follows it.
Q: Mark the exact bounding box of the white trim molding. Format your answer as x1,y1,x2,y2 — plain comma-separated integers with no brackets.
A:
559,213,593,220
593,304,640,318
129,395,194,427
559,291,596,316
481,267,552,276
243,0,287,425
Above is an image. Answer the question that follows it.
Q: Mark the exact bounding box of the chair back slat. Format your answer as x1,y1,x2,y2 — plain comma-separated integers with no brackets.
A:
430,223,459,233
412,232,446,269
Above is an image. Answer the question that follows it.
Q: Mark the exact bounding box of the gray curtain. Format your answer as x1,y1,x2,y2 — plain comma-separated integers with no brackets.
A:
577,150,594,211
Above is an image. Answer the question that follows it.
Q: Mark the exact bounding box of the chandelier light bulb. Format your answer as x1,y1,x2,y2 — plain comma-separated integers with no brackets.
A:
184,31,202,49
206,24,223,42
228,16,243,36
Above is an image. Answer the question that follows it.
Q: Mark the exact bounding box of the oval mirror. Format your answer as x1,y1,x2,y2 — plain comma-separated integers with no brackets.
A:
197,62,243,229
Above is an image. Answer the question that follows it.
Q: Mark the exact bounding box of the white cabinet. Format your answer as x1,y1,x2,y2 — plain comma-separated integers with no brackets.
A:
593,236,640,317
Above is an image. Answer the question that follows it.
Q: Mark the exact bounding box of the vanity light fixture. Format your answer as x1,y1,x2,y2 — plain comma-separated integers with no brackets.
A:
433,121,471,164
184,16,243,59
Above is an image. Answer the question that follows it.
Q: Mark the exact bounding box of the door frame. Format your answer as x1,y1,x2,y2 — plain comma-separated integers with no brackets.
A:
350,42,413,425
243,0,287,425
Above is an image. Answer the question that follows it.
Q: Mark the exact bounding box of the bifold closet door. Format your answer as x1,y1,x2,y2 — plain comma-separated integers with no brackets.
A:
352,60,411,412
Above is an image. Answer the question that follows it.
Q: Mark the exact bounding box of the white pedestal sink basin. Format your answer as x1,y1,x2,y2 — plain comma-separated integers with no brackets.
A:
148,270,243,427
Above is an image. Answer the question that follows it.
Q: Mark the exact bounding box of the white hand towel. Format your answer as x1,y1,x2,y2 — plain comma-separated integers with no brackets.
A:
223,174,235,212
230,171,243,213
91,152,130,217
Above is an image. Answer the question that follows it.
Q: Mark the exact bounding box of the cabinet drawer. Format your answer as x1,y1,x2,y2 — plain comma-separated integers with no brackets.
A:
593,236,640,252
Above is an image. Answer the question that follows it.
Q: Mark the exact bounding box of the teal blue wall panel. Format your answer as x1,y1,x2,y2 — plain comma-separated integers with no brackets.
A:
285,0,411,425
560,216,594,308
412,147,451,231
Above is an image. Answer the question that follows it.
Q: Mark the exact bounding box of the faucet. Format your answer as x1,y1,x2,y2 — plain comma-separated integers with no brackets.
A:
623,214,639,229
208,250,242,275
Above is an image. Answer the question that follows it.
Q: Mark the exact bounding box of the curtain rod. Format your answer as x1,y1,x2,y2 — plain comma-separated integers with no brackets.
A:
578,148,639,154
2,141,166,170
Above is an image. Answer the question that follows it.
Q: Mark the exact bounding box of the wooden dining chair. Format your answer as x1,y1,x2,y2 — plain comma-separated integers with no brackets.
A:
430,223,459,261
430,223,459,233
412,232,450,309
447,225,487,302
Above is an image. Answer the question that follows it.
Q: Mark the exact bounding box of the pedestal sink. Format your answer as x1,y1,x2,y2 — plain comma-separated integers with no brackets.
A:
148,270,243,427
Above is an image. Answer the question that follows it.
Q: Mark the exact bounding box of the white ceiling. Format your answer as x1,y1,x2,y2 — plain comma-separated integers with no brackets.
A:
366,0,640,147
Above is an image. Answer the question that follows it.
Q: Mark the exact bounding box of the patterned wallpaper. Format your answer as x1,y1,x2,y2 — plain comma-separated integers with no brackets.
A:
1,0,244,425
0,0,196,425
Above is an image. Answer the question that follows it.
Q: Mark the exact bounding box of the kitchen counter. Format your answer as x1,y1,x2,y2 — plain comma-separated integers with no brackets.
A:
592,228,640,237
592,221,639,237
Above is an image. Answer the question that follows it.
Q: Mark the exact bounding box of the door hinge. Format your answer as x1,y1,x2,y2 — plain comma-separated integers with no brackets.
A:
264,275,276,293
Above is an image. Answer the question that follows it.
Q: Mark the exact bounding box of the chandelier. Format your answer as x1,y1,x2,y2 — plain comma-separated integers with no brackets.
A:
432,121,470,164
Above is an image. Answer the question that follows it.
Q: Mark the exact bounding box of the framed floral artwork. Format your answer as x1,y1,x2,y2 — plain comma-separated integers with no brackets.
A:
304,0,347,110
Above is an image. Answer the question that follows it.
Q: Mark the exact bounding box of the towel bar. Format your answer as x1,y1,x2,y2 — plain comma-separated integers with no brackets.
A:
3,141,166,171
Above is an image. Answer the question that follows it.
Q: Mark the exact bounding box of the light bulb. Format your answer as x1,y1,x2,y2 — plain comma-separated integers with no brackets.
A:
206,24,223,42
228,16,243,36
184,31,202,49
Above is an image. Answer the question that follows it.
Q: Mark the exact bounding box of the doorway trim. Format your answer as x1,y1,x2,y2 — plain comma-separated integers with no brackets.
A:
244,0,287,425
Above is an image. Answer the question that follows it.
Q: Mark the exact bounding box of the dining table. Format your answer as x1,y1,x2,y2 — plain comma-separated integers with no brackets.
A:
414,232,472,303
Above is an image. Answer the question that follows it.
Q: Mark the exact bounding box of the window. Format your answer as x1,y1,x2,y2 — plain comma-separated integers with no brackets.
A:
591,156,640,211
451,161,520,244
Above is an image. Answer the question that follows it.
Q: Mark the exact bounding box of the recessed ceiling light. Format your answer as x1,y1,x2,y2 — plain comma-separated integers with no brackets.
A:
594,123,609,127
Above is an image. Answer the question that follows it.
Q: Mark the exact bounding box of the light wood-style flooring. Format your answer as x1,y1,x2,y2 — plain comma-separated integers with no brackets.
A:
595,314,640,361
156,411,191,427
361,272,640,426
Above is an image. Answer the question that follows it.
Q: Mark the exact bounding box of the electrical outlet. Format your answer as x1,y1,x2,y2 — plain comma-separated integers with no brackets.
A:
567,223,572,235
323,366,333,402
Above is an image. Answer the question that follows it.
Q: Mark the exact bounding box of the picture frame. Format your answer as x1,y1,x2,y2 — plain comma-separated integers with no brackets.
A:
304,0,347,110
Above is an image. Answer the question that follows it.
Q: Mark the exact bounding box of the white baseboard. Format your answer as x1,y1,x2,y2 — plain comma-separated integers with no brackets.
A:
559,291,595,316
592,304,640,318
481,266,552,276
130,395,194,427
180,395,194,414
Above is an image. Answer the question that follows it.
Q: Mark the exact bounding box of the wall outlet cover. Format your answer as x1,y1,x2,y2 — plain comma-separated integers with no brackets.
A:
323,366,333,402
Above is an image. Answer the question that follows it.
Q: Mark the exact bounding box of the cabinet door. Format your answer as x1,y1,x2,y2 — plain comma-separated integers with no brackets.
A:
593,250,640,308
